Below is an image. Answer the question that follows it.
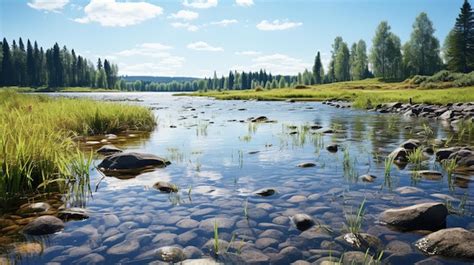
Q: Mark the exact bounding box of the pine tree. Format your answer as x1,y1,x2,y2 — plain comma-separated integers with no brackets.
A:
26,40,35,86
313,51,323,84
445,0,474,72
334,41,350,81
1,38,14,85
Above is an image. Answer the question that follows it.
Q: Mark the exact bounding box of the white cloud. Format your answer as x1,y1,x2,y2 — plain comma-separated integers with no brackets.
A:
210,19,238,27
235,50,261,56
183,0,217,9
256,19,302,31
27,0,69,12
74,0,163,27
171,22,199,32
233,53,310,75
187,41,223,52
116,43,173,57
235,0,253,7
168,10,199,21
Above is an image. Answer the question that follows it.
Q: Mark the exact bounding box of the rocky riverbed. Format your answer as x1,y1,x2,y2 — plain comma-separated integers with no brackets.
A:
0,92,473,264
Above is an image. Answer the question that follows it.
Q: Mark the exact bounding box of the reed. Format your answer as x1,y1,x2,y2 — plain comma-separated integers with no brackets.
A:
0,91,155,203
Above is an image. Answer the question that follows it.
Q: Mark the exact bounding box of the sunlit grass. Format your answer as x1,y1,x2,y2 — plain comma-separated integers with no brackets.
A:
0,91,155,203
187,79,474,107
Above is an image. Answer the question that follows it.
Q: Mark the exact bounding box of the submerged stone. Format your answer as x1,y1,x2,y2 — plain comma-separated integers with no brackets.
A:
254,188,276,197
97,144,122,155
23,215,65,235
153,181,178,193
297,162,316,168
291,214,315,231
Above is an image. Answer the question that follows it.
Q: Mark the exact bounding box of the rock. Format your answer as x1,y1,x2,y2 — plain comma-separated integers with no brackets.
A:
103,214,120,227
338,233,382,254
57,208,89,221
435,147,460,161
254,188,276,197
14,242,43,255
386,240,412,254
272,246,303,264
291,214,315,231
439,110,453,120
176,218,199,229
23,215,65,235
155,246,186,263
416,170,443,180
153,181,178,193
388,147,408,164
240,249,270,263
256,238,279,249
326,144,338,153
379,202,448,231
199,217,235,232
341,251,374,265
449,149,474,170
76,253,105,264
98,152,170,172
107,239,139,255
395,186,424,195
297,162,316,168
415,227,474,259
359,174,376,183
97,144,122,155
400,139,420,151
17,202,51,214
310,125,323,130
251,116,268,123
181,258,222,265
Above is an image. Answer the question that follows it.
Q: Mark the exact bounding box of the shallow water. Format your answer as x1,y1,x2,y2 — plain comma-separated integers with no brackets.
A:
1,92,473,264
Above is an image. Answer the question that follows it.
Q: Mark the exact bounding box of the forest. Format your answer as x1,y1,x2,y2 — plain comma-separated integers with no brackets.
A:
0,1,472,92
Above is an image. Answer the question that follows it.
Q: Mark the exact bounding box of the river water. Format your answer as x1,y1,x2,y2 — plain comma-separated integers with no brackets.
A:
1,92,473,264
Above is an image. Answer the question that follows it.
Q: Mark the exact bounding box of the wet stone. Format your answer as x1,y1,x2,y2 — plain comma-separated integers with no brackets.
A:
23,215,65,235
379,202,448,231
199,217,235,232
17,202,51,215
176,218,200,229
359,174,377,183
291,213,315,231
103,214,120,227
254,188,276,197
415,227,474,260
97,144,122,155
106,239,140,255
256,238,279,249
14,242,43,256
57,207,89,221
416,170,443,180
155,246,186,263
297,162,316,168
260,229,285,240
76,253,105,264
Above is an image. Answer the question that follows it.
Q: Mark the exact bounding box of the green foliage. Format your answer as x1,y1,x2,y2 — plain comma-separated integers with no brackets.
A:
444,0,474,73
0,91,155,201
345,198,366,234
370,21,403,80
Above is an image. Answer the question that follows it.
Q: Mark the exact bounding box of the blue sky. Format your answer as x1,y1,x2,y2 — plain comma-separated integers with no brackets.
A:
0,0,463,77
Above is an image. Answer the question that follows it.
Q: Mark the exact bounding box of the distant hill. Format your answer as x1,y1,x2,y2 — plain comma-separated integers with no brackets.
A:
121,76,200,83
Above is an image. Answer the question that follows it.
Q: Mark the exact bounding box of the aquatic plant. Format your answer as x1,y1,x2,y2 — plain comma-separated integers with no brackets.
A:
407,148,423,166
243,198,249,219
442,159,457,190
421,123,434,138
342,148,358,182
344,198,366,234
384,156,394,177
213,219,220,256
188,185,193,201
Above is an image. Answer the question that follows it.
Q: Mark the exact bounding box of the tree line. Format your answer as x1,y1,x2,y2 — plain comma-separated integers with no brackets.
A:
0,38,119,88
308,0,473,84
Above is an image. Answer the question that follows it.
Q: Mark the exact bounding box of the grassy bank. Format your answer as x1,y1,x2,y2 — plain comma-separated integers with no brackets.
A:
0,91,155,203
188,79,474,108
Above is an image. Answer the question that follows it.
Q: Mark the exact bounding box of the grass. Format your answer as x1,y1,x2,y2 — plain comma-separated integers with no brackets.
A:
184,78,474,108
213,219,220,256
344,198,366,234
0,90,156,205
407,148,424,166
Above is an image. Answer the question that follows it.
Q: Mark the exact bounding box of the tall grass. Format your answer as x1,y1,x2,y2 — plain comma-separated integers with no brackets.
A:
0,91,155,204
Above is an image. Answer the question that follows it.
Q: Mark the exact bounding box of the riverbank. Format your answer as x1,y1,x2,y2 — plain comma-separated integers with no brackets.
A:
185,79,474,108
0,91,156,204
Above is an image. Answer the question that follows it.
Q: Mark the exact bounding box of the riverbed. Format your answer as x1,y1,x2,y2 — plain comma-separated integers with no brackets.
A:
1,92,473,264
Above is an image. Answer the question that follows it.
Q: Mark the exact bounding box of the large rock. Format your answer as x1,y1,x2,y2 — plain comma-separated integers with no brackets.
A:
379,203,448,231
388,148,408,164
254,188,276,197
449,149,474,171
400,139,420,151
435,147,460,161
17,202,51,215
291,214,315,231
98,152,170,172
23,215,65,235
415,228,474,260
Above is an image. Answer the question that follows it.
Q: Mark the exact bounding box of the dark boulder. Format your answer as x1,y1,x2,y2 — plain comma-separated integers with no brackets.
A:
379,202,448,231
415,228,474,260
98,152,170,173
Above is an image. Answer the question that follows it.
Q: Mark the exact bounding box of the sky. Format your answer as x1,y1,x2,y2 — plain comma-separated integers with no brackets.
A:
0,0,464,78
